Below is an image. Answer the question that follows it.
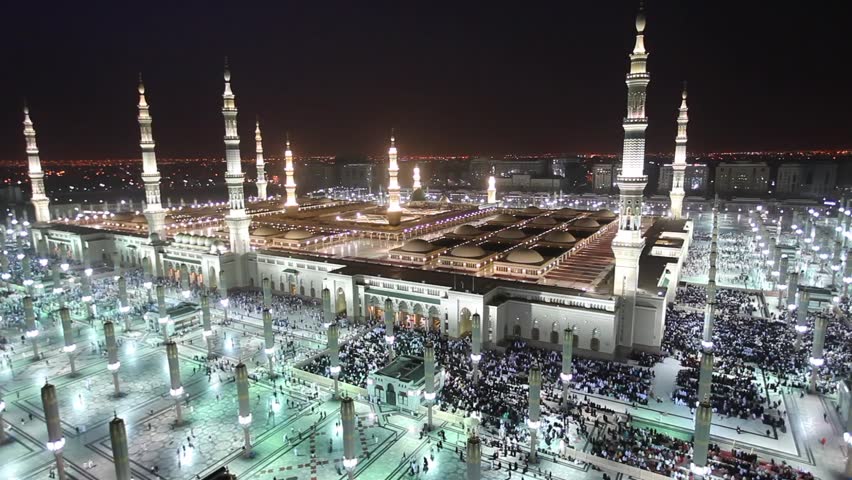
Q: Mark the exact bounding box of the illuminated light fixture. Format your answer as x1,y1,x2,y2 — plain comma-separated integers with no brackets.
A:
26,329,39,338
526,419,541,429
82,295,93,303
343,458,358,469
385,335,395,345
39,258,49,267
158,316,171,325
424,391,436,400
560,372,573,382
795,325,808,333
220,298,229,308
107,361,121,371
690,464,711,476
60,263,69,272
170,386,184,397
470,353,481,363
63,344,76,353
203,329,213,338
701,340,714,349
264,347,275,355
238,414,253,426
46,438,66,452
809,357,824,367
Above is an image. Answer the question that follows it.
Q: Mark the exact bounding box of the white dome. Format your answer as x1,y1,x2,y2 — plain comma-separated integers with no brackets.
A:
523,206,543,214
454,224,482,236
252,226,282,237
506,248,545,265
451,245,486,258
593,209,617,219
544,231,577,244
400,239,435,253
491,214,517,223
284,229,314,240
573,218,601,228
531,216,557,226
496,229,526,240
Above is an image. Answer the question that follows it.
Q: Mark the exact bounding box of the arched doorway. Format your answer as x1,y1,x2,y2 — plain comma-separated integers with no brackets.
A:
428,306,440,332
590,329,600,352
288,275,297,295
386,384,396,406
531,320,540,341
299,280,305,296
550,330,559,344
413,303,424,329
458,308,472,336
512,324,522,337
208,266,218,289
397,301,410,328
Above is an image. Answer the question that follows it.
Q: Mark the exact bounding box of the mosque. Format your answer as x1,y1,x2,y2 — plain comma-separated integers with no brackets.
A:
23,6,691,359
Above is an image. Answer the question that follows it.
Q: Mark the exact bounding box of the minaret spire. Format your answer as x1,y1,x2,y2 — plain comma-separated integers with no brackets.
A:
255,119,268,200
670,82,689,219
283,132,298,215
386,129,402,226
412,164,422,190
137,75,167,243
611,1,651,349
222,60,252,282
23,104,51,223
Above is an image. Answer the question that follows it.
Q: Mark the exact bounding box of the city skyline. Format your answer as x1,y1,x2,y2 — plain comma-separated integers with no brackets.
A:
0,1,850,161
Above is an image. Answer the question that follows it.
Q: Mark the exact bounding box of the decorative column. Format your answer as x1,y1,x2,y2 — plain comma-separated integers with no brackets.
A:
0,396,6,444
795,288,809,349
424,341,436,430
23,106,51,223
118,275,132,330
386,133,402,226
466,434,481,480
561,327,574,408
808,314,828,393
219,269,230,324
22,256,33,296
487,176,496,204
60,307,76,375
786,271,799,310
328,323,341,399
201,294,214,358
778,255,789,308
262,277,271,309
470,312,482,383
263,308,275,377
179,265,190,299
104,321,121,396
24,296,39,359
254,121,268,200
166,341,184,424
236,362,252,456
42,383,66,480
844,395,852,479
157,284,171,341
341,396,358,479
81,267,94,324
283,135,299,215
109,415,131,480
322,287,334,326
384,299,395,360
527,366,542,463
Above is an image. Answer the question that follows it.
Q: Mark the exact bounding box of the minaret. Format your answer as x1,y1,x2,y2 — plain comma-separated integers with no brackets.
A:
283,134,299,215
386,132,402,226
137,76,167,242
23,105,51,223
670,83,689,219
255,120,268,200
611,3,650,349
222,61,252,280
487,176,497,204
412,165,422,190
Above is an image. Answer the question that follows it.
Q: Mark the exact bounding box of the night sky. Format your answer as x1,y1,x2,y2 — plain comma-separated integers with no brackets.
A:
0,1,849,160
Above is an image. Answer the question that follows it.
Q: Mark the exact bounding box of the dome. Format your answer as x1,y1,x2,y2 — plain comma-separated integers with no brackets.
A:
284,229,314,240
491,214,517,223
112,212,134,222
130,215,148,224
189,235,199,246
496,228,526,240
317,197,335,204
451,245,487,258
523,206,543,214
175,233,186,244
531,216,557,226
506,248,545,265
252,226,282,237
204,237,213,247
454,224,482,236
573,218,601,228
544,231,577,244
593,209,617,219
400,239,435,253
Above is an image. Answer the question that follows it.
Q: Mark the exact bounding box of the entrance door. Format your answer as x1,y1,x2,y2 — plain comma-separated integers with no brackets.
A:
386,384,396,406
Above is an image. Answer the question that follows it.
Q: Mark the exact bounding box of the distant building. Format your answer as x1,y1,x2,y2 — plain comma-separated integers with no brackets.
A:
494,174,563,192
592,162,620,193
776,162,837,197
715,162,770,196
658,163,709,195
336,163,375,192
469,157,549,182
